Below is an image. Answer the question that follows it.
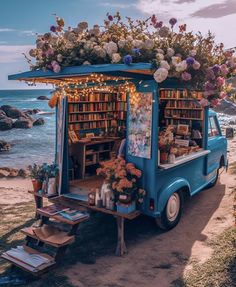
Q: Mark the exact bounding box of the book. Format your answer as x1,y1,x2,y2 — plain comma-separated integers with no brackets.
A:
37,204,69,216
59,209,89,221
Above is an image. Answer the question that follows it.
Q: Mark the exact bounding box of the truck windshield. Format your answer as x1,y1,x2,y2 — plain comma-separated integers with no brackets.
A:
208,116,220,137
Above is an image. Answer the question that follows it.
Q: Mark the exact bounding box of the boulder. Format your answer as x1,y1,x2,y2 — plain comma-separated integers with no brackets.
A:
0,140,11,152
0,169,10,178
0,110,6,119
33,108,41,114
24,108,41,115
18,168,29,178
37,96,49,100
13,118,33,129
0,118,13,130
1,105,26,119
33,118,45,126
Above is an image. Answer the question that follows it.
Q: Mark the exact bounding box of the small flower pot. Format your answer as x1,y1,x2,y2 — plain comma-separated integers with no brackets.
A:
116,201,136,214
32,179,42,193
160,152,169,164
118,194,132,204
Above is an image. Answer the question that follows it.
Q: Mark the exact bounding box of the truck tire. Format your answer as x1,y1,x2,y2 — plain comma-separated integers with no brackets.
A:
206,168,219,189
155,190,183,231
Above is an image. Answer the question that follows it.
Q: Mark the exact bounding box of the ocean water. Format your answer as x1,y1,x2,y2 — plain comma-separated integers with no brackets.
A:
0,89,55,168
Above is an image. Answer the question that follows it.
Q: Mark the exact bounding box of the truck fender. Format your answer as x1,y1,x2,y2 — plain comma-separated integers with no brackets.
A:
157,177,191,213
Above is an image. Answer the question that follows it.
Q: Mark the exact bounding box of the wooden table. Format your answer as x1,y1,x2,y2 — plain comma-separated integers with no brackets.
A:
51,196,140,256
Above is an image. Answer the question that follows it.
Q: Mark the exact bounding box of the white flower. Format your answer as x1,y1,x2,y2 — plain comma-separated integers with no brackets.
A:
160,60,170,70
57,54,63,62
189,50,197,57
156,53,164,60
153,68,168,83
172,56,181,66
84,41,94,51
132,40,144,49
118,39,127,49
193,61,201,70
104,41,118,57
83,61,91,65
92,45,106,58
156,49,164,54
167,48,175,57
111,53,121,63
199,98,209,107
145,39,155,49
126,36,133,42
175,60,187,72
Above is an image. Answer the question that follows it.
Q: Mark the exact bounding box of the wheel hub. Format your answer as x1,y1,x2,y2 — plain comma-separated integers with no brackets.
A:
166,193,180,222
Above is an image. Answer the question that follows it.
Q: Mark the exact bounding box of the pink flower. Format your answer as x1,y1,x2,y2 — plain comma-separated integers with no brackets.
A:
181,71,192,81
220,91,227,99
199,98,209,107
193,61,201,70
216,76,225,87
220,64,229,75
211,99,220,106
52,63,61,73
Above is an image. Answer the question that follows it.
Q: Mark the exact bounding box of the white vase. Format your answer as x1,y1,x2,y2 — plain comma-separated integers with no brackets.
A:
47,178,57,195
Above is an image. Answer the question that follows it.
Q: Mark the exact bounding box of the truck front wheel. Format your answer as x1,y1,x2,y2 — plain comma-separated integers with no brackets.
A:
155,191,183,231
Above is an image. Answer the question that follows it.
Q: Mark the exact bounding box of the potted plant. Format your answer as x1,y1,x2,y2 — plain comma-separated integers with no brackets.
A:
28,164,44,193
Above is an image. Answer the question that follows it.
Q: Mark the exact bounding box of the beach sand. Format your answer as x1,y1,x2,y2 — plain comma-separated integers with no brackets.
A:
0,139,235,287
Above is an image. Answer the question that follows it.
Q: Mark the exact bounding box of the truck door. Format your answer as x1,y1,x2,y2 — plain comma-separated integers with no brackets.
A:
206,115,222,174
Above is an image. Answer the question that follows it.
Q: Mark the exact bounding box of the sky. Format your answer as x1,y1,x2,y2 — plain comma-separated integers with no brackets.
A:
0,0,236,89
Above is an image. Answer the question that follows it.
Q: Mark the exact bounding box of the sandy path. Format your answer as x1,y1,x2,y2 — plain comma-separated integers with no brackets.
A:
0,140,235,287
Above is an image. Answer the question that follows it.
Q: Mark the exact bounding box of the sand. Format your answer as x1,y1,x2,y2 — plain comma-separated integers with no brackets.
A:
0,139,235,287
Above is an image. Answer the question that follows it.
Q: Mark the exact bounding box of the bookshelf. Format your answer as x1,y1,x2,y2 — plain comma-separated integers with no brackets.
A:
160,89,204,126
68,91,127,134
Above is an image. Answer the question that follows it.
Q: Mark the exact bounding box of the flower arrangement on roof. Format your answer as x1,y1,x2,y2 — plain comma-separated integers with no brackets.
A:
26,12,236,106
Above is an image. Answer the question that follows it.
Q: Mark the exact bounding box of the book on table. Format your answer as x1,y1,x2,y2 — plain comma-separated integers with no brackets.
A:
37,204,69,216
59,209,89,221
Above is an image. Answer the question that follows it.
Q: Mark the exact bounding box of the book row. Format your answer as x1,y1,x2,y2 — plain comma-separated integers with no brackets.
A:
164,109,202,119
68,92,126,102
166,100,202,108
69,111,126,122
160,89,203,99
69,119,126,131
68,102,127,112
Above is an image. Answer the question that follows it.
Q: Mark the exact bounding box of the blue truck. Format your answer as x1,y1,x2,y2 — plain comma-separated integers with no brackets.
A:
9,63,228,231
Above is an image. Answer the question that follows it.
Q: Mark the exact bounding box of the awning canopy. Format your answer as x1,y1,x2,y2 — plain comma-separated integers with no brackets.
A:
8,63,154,85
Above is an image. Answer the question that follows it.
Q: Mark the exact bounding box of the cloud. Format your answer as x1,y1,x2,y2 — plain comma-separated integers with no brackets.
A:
99,2,136,9
136,0,231,19
191,0,236,18
0,28,15,32
19,30,36,37
0,45,34,64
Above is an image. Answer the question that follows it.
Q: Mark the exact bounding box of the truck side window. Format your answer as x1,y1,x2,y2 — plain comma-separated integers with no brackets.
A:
208,116,220,137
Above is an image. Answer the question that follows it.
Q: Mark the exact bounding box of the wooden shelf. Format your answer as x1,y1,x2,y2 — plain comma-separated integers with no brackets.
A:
165,107,202,110
160,98,201,101
69,118,113,124
69,110,124,114
20,226,75,248
1,245,56,275
69,101,126,103
28,190,58,198
165,116,203,120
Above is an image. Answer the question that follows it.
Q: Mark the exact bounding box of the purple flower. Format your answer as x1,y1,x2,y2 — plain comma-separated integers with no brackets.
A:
108,15,113,21
169,18,177,27
186,57,195,65
155,21,163,29
50,26,57,33
206,68,215,80
181,71,192,81
123,55,132,65
212,64,220,74
204,81,215,91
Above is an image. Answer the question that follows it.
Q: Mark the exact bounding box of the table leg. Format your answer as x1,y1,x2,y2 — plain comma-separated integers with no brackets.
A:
115,216,127,256
68,223,80,236
34,195,43,220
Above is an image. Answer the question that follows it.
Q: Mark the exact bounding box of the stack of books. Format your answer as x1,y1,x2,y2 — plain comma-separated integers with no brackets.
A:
59,209,89,221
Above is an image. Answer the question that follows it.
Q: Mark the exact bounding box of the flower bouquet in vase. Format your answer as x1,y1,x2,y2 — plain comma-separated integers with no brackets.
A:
41,163,59,196
97,159,146,213
28,164,44,193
